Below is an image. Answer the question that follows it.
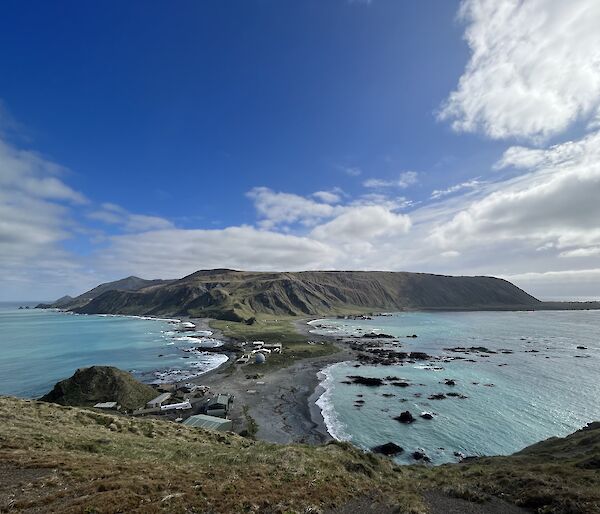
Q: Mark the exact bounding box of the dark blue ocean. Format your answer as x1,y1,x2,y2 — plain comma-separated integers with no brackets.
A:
312,310,600,464
0,302,226,398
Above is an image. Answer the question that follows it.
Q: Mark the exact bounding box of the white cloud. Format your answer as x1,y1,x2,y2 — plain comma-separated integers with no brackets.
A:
363,171,418,189
430,131,600,255
0,139,87,204
441,250,460,258
247,187,342,229
503,268,600,299
88,203,174,232
0,137,90,300
98,226,340,278
312,190,342,204
430,179,483,200
559,247,600,258
310,205,411,243
439,0,600,141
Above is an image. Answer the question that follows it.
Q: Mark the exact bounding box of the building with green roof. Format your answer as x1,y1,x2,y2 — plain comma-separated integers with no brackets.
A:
182,414,233,432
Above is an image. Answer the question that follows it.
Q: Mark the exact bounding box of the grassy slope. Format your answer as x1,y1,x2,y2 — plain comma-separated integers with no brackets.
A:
75,269,541,321
1,397,599,514
210,317,339,371
39,366,157,412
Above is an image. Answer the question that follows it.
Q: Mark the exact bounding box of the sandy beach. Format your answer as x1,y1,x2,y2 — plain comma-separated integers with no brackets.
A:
187,317,355,444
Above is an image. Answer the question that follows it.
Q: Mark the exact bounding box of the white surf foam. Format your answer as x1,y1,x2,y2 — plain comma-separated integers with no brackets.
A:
315,362,352,441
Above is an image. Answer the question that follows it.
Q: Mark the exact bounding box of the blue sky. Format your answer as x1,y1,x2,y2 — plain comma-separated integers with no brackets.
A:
2,0,600,300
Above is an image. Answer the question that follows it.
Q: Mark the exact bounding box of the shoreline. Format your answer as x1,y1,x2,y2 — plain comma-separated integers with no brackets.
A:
184,317,355,444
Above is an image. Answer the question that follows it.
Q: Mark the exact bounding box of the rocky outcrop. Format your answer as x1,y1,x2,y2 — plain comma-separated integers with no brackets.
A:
371,442,404,456
395,411,415,423
40,366,156,411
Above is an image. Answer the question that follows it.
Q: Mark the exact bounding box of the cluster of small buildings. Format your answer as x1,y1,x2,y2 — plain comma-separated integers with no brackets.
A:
235,341,282,365
93,381,235,432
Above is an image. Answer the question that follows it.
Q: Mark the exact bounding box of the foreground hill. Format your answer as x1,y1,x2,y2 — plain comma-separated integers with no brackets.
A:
0,396,598,513
69,269,540,321
40,366,156,411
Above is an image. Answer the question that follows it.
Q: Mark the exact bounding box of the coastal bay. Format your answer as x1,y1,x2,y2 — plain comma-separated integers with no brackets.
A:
186,310,600,465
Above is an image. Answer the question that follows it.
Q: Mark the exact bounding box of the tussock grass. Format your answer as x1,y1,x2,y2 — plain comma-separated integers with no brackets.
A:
1,398,600,513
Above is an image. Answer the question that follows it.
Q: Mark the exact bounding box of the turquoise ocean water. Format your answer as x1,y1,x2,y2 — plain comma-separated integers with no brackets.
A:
0,302,226,398
312,310,600,464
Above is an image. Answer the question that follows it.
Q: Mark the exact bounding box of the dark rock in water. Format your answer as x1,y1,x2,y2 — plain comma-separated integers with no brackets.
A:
394,411,415,423
347,376,385,386
577,345,588,350
412,451,430,462
384,376,401,381
446,392,468,399
382,393,395,397
372,442,404,456
453,451,466,460
392,381,411,387
341,381,353,385
362,332,394,339
420,412,434,420
428,393,447,400
409,352,429,360
354,399,365,404
406,334,418,338
444,379,456,386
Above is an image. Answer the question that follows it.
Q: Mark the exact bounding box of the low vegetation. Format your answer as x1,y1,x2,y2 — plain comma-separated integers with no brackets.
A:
212,317,339,371
40,366,157,411
210,317,310,344
1,397,599,513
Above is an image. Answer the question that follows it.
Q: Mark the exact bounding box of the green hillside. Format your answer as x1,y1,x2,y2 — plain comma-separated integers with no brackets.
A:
1,397,598,513
40,366,157,412
71,269,541,321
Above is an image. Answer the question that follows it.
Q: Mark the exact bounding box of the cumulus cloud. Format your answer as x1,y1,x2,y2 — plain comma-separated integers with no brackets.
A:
246,187,342,229
439,0,600,141
430,131,600,256
98,226,340,278
363,171,418,189
312,190,342,204
310,205,411,242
